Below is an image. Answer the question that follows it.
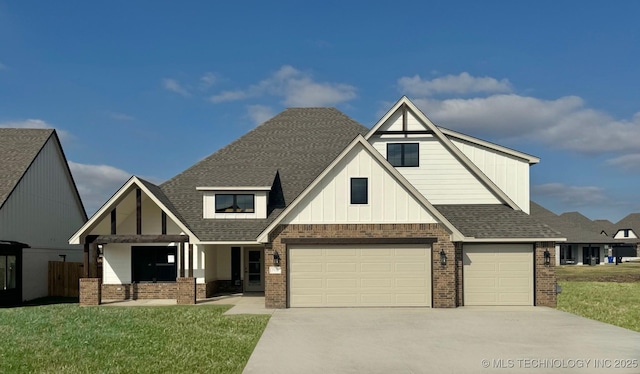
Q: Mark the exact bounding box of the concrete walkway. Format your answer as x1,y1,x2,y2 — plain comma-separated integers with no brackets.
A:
244,307,640,374
101,293,274,315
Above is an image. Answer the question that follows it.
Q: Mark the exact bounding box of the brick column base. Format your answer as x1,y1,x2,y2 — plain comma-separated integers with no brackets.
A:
177,277,196,305
79,278,101,306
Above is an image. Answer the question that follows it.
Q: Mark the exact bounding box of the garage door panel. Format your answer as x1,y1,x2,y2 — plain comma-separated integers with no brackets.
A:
361,263,392,272
290,245,431,307
361,249,393,256
292,263,323,272
464,244,533,306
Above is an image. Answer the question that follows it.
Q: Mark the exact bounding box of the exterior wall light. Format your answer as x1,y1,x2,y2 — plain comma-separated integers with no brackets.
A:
439,249,447,267
273,251,281,266
544,249,551,266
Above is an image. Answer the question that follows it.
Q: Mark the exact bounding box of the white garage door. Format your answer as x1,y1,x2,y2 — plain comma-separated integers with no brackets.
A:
289,245,431,307
463,244,533,306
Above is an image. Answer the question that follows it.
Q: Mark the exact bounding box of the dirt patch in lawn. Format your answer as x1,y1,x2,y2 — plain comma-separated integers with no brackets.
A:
556,263,640,282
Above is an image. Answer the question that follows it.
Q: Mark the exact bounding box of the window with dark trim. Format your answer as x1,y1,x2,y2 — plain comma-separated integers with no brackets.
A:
387,143,419,167
131,246,177,283
350,178,368,204
624,229,630,238
215,194,255,213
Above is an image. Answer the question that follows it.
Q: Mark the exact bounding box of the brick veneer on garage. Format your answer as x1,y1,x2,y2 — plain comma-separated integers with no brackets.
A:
266,223,457,309
535,241,557,307
79,278,101,306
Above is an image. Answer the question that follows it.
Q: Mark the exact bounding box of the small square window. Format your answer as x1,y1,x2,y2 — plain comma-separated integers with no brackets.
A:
387,143,419,167
350,178,368,204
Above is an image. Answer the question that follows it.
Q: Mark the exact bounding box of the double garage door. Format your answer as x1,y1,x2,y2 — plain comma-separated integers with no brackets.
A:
289,245,431,307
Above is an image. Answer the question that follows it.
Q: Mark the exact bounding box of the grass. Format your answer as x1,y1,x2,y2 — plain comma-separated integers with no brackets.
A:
0,304,270,374
557,282,640,332
556,263,640,332
556,262,640,282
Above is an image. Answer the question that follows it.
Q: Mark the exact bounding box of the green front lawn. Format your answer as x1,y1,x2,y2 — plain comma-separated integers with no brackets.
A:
557,282,640,332
0,304,269,374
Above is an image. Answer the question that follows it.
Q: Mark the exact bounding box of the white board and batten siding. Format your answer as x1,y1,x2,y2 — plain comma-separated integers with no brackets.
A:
289,244,431,307
0,136,85,249
370,136,501,205
282,143,436,224
450,138,531,213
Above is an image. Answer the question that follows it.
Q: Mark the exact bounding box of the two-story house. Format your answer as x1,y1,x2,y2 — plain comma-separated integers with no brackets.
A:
70,97,563,308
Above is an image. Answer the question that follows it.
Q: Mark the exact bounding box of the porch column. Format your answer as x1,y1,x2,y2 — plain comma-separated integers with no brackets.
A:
90,242,99,278
188,244,194,278
178,242,185,277
83,242,90,277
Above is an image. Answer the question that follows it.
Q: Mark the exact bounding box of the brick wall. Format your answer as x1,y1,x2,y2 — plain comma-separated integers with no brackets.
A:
79,278,101,306
266,223,456,309
177,277,196,305
535,241,557,307
102,282,178,300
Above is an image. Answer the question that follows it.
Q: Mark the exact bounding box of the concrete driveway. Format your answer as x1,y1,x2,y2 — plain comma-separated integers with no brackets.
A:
243,307,640,374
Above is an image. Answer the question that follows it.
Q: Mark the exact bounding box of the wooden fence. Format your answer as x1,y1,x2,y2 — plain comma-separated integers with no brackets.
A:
48,261,83,297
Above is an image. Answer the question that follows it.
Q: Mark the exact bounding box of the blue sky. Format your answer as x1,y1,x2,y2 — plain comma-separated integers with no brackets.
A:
1,1,639,222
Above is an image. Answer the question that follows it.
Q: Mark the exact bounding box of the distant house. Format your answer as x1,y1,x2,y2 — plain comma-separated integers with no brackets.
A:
531,203,611,266
531,203,640,265
0,129,87,305
71,97,563,308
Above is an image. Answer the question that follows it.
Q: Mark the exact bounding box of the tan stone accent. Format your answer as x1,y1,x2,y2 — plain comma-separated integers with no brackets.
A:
266,224,456,309
177,277,196,305
79,278,101,306
535,241,557,307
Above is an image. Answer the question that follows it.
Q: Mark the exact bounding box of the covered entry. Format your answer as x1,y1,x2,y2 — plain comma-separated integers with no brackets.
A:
0,241,28,306
289,243,432,307
463,244,533,306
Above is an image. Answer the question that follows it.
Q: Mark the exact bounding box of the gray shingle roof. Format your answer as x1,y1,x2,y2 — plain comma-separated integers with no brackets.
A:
0,128,54,208
530,202,612,243
434,204,562,239
160,108,368,241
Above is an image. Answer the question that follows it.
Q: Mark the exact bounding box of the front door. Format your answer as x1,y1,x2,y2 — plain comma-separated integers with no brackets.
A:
244,249,264,292
582,247,600,265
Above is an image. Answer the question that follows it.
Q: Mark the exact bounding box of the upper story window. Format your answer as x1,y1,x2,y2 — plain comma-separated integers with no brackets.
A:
350,178,368,205
624,229,630,238
215,194,255,213
387,143,419,167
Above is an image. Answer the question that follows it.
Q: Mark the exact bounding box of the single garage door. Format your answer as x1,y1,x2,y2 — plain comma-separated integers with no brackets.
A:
463,244,533,306
289,245,431,307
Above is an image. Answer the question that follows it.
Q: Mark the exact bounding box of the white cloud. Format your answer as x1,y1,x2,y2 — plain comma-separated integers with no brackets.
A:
68,161,132,215
532,183,608,207
605,154,640,171
162,78,190,97
68,161,162,216
247,105,275,125
0,119,71,141
199,72,217,90
109,112,135,121
210,65,356,107
398,72,512,96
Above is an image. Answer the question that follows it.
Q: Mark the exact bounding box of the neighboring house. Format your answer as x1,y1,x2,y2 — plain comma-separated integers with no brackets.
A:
531,203,611,266
70,97,563,308
0,129,87,305
611,213,640,258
